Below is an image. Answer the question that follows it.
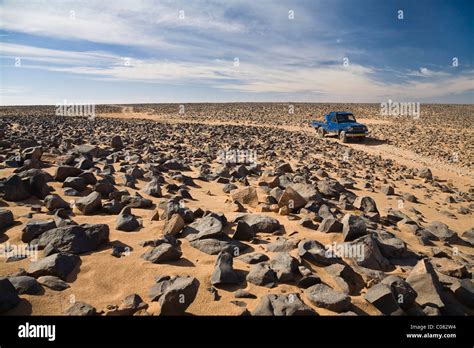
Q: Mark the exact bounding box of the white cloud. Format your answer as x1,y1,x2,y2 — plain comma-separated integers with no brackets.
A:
407,67,450,78
3,43,472,103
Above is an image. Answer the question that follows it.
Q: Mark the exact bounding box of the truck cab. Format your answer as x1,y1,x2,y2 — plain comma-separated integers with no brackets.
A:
310,112,368,143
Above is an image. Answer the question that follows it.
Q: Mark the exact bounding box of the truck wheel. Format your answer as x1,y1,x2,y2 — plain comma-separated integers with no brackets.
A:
339,131,347,143
318,127,326,138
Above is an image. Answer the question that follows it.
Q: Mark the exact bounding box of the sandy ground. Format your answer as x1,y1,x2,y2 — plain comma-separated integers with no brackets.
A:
0,107,472,316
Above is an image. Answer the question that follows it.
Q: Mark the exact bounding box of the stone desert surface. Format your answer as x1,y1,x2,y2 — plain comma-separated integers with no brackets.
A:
0,103,473,316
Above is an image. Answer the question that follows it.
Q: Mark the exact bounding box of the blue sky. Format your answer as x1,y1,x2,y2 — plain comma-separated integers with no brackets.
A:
1,0,473,105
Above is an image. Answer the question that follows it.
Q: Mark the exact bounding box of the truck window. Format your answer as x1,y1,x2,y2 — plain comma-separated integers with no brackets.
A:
329,115,336,122
336,114,356,123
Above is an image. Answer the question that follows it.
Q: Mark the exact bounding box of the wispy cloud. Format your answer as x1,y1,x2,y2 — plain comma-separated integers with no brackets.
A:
3,43,472,102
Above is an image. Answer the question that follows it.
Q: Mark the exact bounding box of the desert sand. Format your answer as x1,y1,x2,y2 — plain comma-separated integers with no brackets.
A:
0,103,472,316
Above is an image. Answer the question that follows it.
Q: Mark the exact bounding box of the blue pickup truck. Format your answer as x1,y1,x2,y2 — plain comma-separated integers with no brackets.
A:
310,112,368,143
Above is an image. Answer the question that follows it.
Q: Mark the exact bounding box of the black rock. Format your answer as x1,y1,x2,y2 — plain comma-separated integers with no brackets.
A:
269,252,299,282
153,275,199,315
63,177,87,192
246,262,277,287
8,276,43,295
381,275,417,310
183,215,225,242
252,293,316,316
55,166,83,182
27,253,80,280
37,275,70,291
142,179,162,197
189,237,248,256
21,220,56,243
348,234,391,271
0,209,15,231
304,284,351,312
1,175,31,201
238,252,269,264
232,214,280,234
44,194,70,211
65,302,97,316
233,220,255,241
298,239,334,265
0,278,20,313
342,214,367,241
141,243,182,263
364,283,401,315
75,191,102,215
36,224,109,255
210,251,240,285
318,216,343,233
115,207,140,231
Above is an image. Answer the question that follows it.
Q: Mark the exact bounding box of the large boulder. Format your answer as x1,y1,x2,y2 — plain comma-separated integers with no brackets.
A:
37,276,70,291
65,302,97,316
278,186,307,210
373,231,409,259
183,216,225,241
425,222,457,243
0,209,15,231
232,220,255,241
44,194,70,211
269,253,299,283
353,196,379,214
288,183,321,202
342,214,367,241
252,293,316,316
418,167,433,180
348,234,391,271
232,214,280,234
35,224,109,255
298,239,334,265
325,263,364,295
150,275,199,315
406,259,445,309
318,216,343,233
121,194,153,209
141,243,182,263
189,238,248,256
381,275,417,310
317,179,345,198
231,186,258,207
364,283,401,315
115,207,140,232
28,253,80,280
0,278,20,313
266,237,298,252
450,279,474,308
111,135,124,150
210,251,240,285
23,170,51,199
55,166,83,182
21,146,42,161
63,177,87,192
1,175,31,201
162,214,185,236
246,262,277,287
105,294,148,316
75,191,102,215
21,220,56,243
8,276,43,295
238,252,269,264
304,284,351,312
142,179,162,197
